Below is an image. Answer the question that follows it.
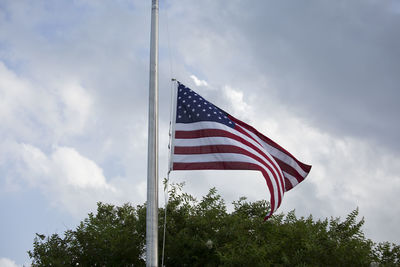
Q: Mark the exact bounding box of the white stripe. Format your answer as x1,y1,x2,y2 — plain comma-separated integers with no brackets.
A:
175,122,284,197
283,171,299,189
261,140,308,177
234,124,287,191
176,121,233,131
175,137,278,175
175,122,283,181
173,152,281,212
236,123,308,178
174,136,284,197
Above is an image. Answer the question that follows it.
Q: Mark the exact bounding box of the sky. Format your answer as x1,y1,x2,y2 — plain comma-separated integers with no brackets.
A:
1,0,400,265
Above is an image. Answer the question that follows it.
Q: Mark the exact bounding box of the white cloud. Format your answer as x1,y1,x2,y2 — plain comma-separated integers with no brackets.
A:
0,62,46,141
0,61,95,145
190,75,208,87
1,1,400,264
255,109,400,244
16,143,116,216
51,146,112,190
170,81,400,244
223,85,250,116
58,82,93,136
0,258,20,267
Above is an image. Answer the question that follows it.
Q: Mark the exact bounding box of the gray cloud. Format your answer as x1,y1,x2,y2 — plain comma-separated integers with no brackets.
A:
166,0,400,152
1,0,400,265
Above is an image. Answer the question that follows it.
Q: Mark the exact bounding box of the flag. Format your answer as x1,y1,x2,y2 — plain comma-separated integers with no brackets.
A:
169,82,311,219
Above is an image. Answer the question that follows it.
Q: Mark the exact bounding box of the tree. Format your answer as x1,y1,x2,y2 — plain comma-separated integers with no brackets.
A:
29,183,399,266
373,242,400,266
29,203,146,266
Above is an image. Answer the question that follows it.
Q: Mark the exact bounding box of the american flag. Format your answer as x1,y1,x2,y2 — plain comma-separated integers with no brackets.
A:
169,82,311,219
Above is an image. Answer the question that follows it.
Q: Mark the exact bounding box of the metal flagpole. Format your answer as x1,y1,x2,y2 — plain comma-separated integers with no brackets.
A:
146,0,159,266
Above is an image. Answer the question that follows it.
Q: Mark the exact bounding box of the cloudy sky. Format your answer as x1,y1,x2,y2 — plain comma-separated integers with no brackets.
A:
1,0,400,265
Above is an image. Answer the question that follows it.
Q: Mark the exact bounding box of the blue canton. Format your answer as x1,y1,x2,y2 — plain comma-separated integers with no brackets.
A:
176,83,235,128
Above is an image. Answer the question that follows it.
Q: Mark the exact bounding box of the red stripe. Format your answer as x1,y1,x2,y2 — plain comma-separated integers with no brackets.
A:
235,125,288,192
175,128,285,192
284,178,293,191
233,124,262,147
229,115,312,174
174,144,284,206
172,83,312,220
273,157,305,184
173,161,277,213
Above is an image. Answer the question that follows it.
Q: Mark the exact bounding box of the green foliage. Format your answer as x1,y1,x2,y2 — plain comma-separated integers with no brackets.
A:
159,184,226,266
29,183,399,266
373,242,400,266
29,203,146,266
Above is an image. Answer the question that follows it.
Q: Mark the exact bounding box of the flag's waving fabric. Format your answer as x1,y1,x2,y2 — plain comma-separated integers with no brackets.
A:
169,82,311,219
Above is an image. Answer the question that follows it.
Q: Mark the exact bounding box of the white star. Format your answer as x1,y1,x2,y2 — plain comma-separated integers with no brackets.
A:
178,106,182,109
203,109,206,112
188,115,191,118
209,107,212,109
188,96,191,99
193,100,196,103
218,117,221,119
187,104,191,107
207,114,211,117
178,115,182,118
197,113,200,117
192,108,195,112
229,121,232,124
182,100,185,103
204,102,207,105
183,110,186,114
184,92,187,95
178,96,181,99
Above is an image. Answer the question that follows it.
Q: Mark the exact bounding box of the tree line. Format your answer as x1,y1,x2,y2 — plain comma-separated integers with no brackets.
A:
29,183,399,266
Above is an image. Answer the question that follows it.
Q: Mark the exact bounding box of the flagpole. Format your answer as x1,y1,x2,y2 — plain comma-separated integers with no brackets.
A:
146,0,159,266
